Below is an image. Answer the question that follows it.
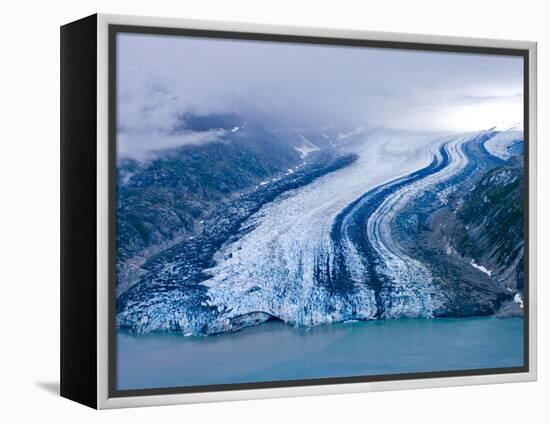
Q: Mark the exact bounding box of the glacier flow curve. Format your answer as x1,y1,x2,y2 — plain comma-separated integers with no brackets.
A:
356,135,480,318
117,130,508,335
199,131,475,332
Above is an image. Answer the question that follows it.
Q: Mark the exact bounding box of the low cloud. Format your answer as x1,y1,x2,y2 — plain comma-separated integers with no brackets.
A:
117,32,524,158
117,129,225,161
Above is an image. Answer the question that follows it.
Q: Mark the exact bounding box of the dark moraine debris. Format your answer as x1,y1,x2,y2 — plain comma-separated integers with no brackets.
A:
393,142,524,317
116,152,358,334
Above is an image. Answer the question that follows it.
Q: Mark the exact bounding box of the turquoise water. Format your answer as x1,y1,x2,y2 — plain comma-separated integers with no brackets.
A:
117,317,524,390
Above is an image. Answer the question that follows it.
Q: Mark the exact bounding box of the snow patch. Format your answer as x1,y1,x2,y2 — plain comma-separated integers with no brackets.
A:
485,130,523,160
490,121,523,132
294,134,320,158
120,171,135,185
446,243,457,255
470,259,492,277
513,293,524,308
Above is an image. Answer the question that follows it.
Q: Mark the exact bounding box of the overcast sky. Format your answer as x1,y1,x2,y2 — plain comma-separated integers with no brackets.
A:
117,32,524,159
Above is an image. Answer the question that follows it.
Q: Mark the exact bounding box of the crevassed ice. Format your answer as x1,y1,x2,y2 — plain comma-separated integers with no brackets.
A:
201,130,449,326
367,134,478,317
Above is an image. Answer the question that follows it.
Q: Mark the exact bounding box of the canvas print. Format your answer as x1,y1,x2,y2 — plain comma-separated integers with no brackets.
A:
114,32,526,392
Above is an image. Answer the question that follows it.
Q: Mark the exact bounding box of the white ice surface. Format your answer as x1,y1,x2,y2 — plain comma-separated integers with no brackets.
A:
470,260,492,277
201,129,453,325
366,133,482,317
513,293,524,309
484,130,523,160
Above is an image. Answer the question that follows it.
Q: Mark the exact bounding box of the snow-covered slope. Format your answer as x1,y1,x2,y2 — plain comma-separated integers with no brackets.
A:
484,130,523,160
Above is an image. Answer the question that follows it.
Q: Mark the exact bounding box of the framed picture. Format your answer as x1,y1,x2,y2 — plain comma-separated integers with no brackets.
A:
60,13,537,409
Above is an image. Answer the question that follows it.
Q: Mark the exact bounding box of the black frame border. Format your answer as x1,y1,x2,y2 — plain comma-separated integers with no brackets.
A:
108,23,530,399
60,14,98,409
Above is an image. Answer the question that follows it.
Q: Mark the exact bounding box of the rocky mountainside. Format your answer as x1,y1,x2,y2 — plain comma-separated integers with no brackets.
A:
412,144,525,317
116,113,347,293
452,155,525,292
118,125,297,260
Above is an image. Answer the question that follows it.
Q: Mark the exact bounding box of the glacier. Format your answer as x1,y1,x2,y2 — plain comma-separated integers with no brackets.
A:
484,130,523,160
117,128,522,335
